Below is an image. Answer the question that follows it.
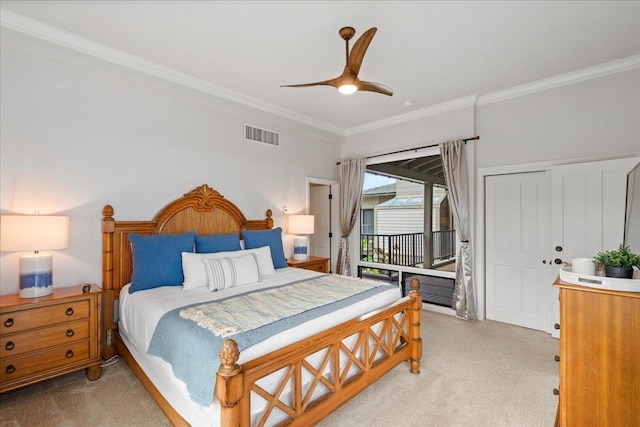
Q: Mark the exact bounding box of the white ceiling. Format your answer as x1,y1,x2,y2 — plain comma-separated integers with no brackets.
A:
1,1,638,135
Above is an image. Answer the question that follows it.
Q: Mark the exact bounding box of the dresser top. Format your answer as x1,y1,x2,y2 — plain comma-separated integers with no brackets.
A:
554,277,640,299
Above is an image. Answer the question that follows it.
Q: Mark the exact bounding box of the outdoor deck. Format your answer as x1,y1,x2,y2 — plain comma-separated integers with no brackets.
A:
359,230,457,308
360,230,456,268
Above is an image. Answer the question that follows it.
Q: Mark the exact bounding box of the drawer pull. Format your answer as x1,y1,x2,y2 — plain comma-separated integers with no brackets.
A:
553,388,559,396
5,341,15,351
4,318,14,328
6,365,15,374
554,355,560,362
554,323,560,330
66,307,74,316
66,329,75,337
66,350,74,358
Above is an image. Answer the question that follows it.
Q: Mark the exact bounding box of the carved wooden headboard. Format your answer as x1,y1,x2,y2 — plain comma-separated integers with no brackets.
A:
100,184,273,358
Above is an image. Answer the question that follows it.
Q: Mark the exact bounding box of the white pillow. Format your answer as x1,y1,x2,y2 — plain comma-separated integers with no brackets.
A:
203,254,260,291
182,246,275,290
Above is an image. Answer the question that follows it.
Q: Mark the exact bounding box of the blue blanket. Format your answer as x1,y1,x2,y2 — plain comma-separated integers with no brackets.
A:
147,275,392,406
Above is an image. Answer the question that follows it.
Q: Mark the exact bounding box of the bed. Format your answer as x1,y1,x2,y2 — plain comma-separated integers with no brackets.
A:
101,184,422,426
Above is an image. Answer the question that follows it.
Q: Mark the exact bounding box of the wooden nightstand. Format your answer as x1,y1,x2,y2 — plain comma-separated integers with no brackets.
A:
0,286,103,393
287,256,330,273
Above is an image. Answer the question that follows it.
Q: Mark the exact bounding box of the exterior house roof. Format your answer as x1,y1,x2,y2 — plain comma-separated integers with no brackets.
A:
378,196,424,208
363,183,396,196
377,192,448,209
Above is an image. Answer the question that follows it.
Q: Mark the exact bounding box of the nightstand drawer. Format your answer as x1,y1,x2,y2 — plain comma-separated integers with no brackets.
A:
1,340,90,384
1,300,89,334
1,320,89,358
305,261,328,273
287,256,330,273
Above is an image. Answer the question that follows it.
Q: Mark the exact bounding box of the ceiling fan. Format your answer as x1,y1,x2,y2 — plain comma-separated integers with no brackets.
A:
282,27,393,96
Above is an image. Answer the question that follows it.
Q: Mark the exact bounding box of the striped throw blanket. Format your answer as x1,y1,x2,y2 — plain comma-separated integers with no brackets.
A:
148,274,391,406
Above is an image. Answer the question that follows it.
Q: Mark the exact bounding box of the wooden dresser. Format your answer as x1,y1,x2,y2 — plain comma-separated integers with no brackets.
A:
287,256,330,273
553,278,639,427
0,286,103,392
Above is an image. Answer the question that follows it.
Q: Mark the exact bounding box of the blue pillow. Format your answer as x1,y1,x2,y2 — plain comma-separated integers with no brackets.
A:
195,233,242,253
129,232,195,293
242,227,287,269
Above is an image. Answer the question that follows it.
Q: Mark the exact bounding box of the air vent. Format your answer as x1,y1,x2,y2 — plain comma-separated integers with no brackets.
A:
244,124,280,147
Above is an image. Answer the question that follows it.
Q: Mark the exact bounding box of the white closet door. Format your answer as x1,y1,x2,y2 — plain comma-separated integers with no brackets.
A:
485,157,638,335
486,171,551,331
548,157,638,337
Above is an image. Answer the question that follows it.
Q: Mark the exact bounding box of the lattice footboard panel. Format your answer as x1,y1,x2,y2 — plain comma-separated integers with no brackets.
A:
239,298,415,427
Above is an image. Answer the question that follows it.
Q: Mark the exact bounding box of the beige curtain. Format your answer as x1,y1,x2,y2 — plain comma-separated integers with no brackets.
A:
440,140,477,319
336,158,366,275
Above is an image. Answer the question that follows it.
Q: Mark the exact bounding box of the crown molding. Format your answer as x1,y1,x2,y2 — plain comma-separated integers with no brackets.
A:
0,9,345,136
344,95,479,136
477,54,640,106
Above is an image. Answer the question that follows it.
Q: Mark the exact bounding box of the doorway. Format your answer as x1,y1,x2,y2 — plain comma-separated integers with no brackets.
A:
307,178,339,273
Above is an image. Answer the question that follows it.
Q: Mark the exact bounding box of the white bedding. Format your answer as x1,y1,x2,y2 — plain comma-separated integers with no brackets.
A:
118,268,402,426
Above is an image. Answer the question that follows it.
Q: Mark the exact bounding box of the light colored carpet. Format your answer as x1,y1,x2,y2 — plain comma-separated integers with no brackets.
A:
320,311,559,427
0,311,559,426
0,355,171,427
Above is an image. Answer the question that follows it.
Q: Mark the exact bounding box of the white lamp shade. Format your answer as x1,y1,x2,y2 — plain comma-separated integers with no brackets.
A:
1,215,69,251
289,215,314,261
288,215,315,235
1,215,69,298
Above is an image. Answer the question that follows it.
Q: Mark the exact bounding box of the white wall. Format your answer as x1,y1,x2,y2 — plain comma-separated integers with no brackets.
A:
476,69,640,168
341,106,476,160
377,208,424,234
0,30,341,296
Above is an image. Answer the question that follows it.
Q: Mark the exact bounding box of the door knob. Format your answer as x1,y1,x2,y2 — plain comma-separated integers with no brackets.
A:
554,258,563,265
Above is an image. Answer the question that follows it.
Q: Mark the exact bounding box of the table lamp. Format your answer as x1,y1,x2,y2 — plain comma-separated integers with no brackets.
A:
289,214,315,261
0,215,69,298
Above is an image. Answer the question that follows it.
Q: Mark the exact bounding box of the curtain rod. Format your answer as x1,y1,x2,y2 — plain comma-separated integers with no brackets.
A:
337,135,479,165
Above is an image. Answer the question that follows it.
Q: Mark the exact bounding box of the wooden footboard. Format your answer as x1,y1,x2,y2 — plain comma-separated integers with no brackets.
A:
216,278,422,427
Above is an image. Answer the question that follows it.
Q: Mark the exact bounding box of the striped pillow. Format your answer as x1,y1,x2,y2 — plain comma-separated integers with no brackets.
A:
202,253,260,291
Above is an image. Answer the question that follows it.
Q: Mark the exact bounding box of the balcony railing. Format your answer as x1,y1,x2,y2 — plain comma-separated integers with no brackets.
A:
360,230,456,268
432,229,457,262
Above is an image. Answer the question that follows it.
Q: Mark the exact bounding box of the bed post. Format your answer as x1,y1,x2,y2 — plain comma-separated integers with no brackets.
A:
265,209,273,229
216,339,244,427
409,277,422,374
101,205,116,360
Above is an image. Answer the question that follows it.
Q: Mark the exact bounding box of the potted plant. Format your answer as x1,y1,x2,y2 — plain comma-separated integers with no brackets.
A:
594,244,640,279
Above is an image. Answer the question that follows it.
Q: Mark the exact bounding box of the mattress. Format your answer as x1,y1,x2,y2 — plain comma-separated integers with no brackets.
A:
118,268,402,426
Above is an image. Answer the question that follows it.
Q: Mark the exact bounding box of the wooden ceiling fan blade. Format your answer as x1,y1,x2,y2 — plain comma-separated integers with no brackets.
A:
281,78,338,89
282,26,389,97
347,27,377,76
359,81,393,96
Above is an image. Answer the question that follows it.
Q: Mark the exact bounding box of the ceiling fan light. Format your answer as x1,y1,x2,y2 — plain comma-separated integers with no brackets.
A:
338,84,358,95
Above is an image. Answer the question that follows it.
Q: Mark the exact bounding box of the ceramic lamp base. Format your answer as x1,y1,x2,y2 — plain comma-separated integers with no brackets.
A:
19,252,54,298
293,236,308,261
